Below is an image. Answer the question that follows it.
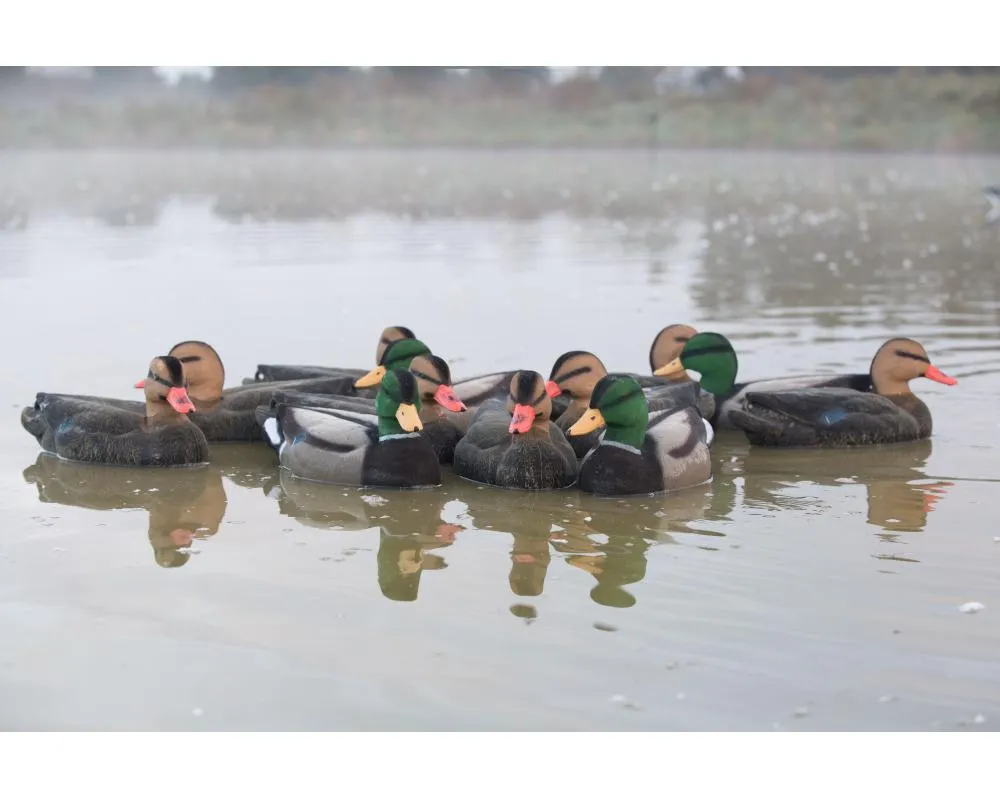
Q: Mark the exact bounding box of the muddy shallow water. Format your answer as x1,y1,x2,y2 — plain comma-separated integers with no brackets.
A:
1,149,999,731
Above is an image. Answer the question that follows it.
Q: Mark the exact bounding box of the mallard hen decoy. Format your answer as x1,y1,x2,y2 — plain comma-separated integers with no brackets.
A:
452,370,578,491
728,337,958,447
20,355,209,467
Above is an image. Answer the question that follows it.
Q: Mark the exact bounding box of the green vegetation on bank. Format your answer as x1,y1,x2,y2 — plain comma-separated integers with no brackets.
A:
1,69,998,152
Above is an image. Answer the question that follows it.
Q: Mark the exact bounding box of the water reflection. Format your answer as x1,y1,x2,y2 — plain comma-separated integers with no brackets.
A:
273,466,724,610
3,151,998,326
273,470,463,602
728,438,950,537
21,445,277,568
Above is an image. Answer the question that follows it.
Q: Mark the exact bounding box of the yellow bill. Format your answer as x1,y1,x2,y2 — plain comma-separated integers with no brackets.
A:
355,365,387,388
395,402,424,432
568,408,606,436
653,357,685,378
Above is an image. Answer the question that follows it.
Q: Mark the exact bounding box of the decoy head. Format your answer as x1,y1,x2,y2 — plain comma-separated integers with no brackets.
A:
650,324,699,377
376,369,424,433
376,325,417,365
506,370,553,434
568,373,648,443
135,356,196,414
870,338,958,395
356,337,432,389
166,340,225,402
409,354,467,412
657,332,738,396
545,350,608,403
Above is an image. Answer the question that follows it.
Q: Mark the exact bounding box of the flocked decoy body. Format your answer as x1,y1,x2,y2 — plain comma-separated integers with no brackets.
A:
453,370,578,491
20,355,209,467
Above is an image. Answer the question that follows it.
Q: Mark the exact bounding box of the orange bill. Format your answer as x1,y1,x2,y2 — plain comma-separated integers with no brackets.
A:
434,384,467,412
508,404,535,434
925,365,957,386
166,386,196,414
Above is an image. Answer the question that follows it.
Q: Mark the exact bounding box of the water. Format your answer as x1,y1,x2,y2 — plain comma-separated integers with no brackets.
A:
1,150,999,731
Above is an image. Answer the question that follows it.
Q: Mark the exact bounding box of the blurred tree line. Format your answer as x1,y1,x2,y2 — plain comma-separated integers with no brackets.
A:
4,65,998,90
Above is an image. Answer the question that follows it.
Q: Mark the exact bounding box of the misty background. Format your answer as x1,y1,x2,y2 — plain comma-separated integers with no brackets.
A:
2,66,998,151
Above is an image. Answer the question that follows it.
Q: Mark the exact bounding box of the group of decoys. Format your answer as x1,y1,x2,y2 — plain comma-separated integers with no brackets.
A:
20,324,959,497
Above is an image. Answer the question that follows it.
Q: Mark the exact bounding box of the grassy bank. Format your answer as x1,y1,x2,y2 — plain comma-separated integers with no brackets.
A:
2,70,999,152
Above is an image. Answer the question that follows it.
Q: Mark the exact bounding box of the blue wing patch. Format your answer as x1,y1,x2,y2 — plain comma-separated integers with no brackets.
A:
819,408,848,426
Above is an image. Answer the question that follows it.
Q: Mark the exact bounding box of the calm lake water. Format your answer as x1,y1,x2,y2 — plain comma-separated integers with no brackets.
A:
1,149,999,731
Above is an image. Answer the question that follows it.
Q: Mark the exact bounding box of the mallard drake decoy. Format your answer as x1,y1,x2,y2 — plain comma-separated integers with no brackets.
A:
567,374,712,496
20,356,209,467
728,337,958,447
657,331,873,430
262,368,441,488
258,352,467,463
353,337,435,389
452,370,578,491
246,325,417,383
544,349,712,459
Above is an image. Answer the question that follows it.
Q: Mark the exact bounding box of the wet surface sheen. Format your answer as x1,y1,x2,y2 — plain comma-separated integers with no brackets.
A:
1,150,999,731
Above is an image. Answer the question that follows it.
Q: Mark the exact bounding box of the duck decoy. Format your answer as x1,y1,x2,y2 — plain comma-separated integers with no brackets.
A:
452,370,578,491
728,337,958,447
245,325,417,383
544,350,712,459
648,323,699,379
261,368,442,488
451,324,705,427
163,340,360,442
567,373,713,496
657,331,873,430
352,337,435,389
20,355,209,467
32,341,361,445
257,352,467,463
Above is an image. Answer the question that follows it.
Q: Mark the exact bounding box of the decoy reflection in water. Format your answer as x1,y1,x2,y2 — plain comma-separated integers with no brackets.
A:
459,477,719,612
271,470,465,601
733,437,950,538
22,452,229,568
21,355,209,467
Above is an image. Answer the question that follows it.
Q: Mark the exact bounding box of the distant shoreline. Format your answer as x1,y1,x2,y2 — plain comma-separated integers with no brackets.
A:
2,71,998,154
3,144,999,157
